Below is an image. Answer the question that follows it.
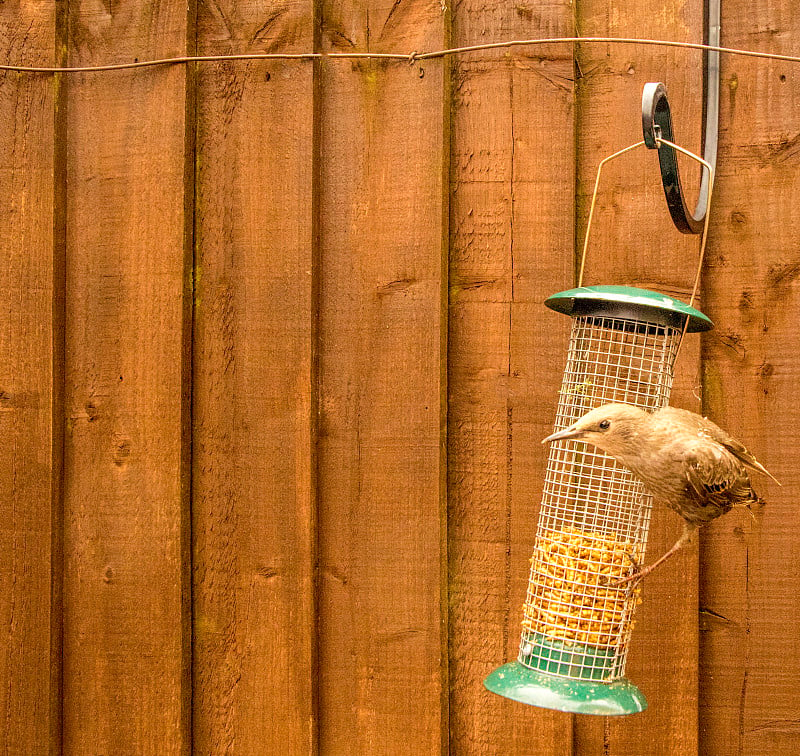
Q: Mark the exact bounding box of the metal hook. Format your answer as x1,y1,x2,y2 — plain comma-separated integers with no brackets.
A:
641,0,720,234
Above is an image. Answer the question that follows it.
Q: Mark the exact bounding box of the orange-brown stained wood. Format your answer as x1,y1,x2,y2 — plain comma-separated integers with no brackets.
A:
315,0,449,752
192,1,316,753
1,4,800,754
700,4,800,755
447,0,575,752
62,2,193,753
0,3,60,754
574,1,703,753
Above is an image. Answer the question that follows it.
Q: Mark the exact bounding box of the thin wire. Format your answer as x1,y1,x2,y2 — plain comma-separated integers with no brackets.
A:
0,53,321,73
655,136,715,363
578,135,714,365
4,36,800,73
415,36,800,63
577,141,646,288
654,137,714,312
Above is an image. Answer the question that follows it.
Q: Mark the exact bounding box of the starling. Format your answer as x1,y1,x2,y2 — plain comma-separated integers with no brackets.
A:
542,403,779,584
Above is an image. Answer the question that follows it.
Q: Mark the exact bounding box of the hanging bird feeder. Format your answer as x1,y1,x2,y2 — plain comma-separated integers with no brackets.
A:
484,285,712,714
484,37,721,715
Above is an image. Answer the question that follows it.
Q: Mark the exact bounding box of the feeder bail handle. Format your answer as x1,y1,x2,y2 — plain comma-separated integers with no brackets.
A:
641,1,720,233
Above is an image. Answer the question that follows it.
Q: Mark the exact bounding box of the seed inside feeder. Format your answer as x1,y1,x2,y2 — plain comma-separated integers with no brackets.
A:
522,527,643,648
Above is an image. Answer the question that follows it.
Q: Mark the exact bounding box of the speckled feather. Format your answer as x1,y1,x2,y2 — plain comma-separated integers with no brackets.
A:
641,406,768,525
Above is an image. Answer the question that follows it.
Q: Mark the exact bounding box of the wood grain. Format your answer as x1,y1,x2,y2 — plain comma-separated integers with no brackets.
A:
700,4,800,754
574,1,704,753
62,3,193,752
192,1,316,753
316,0,448,751
2,3,800,753
0,2,60,753
447,0,575,752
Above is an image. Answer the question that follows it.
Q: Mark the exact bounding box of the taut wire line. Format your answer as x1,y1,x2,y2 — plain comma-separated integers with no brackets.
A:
3,36,800,74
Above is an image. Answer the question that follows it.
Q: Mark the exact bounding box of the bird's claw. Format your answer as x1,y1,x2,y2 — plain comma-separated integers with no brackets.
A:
622,550,641,571
612,563,645,594
613,571,641,588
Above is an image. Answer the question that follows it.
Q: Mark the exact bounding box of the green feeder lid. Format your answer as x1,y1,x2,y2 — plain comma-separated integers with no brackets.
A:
545,285,713,332
484,661,647,716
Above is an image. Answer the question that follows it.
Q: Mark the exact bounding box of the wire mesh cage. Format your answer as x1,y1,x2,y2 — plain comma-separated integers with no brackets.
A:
484,285,713,715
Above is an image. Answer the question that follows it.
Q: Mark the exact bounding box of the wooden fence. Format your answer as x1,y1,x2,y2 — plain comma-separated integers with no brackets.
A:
1,0,798,754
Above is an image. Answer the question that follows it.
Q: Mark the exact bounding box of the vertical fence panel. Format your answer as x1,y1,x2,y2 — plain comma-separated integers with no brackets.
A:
316,0,449,752
62,3,193,753
192,2,316,753
574,1,703,753
507,40,581,755
700,5,800,755
447,0,575,752
0,3,60,753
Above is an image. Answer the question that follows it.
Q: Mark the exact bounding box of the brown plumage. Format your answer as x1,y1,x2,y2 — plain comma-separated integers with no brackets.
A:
542,403,779,584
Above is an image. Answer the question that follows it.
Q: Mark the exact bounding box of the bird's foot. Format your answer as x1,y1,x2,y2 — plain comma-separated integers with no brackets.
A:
613,555,650,593
613,571,642,589
613,563,658,597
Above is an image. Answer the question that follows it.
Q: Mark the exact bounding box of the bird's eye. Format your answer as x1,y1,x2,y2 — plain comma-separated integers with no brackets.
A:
598,419,611,430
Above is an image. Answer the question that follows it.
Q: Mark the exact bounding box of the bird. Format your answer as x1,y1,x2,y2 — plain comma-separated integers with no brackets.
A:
542,403,779,585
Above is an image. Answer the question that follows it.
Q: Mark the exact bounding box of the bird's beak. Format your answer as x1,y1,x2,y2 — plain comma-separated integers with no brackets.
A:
542,426,585,444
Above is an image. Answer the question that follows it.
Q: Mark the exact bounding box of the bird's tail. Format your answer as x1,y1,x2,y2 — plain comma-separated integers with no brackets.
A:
747,458,781,486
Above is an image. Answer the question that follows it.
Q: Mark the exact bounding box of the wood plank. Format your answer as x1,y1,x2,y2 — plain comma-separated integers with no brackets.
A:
0,3,60,753
61,3,193,752
447,0,575,751
573,2,704,753
507,60,581,756
316,0,448,751
191,2,316,753
700,4,800,754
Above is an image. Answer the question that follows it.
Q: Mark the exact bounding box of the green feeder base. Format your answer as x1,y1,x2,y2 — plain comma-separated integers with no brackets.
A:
484,662,647,716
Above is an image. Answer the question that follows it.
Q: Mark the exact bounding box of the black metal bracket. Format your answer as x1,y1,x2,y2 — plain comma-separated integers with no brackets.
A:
641,1,720,234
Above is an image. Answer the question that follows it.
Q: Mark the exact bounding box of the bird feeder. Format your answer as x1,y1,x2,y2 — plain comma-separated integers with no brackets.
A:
484,78,718,714
484,286,712,714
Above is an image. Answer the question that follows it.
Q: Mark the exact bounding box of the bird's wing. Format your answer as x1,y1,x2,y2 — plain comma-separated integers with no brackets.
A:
660,406,780,485
684,442,758,510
